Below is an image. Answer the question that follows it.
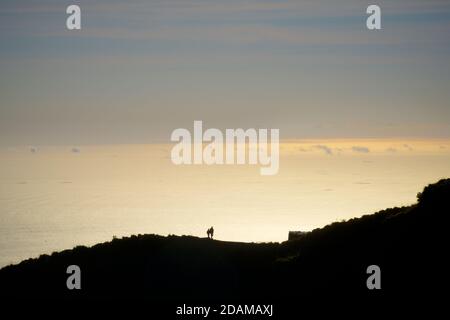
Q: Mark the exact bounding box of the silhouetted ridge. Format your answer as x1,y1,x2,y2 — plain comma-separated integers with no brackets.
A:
0,179,447,302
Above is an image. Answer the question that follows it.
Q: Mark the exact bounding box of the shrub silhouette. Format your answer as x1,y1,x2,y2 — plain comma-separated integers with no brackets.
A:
417,178,450,208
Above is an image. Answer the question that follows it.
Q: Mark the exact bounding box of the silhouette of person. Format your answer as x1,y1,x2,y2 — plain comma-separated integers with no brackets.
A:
210,226,214,239
206,228,210,239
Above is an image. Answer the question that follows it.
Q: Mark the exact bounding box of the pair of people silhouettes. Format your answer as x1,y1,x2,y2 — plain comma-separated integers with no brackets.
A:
207,226,214,239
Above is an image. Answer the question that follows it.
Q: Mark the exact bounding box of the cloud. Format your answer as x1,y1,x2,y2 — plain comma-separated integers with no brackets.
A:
30,147,37,153
11,0,449,48
403,144,414,151
352,146,370,153
314,145,333,155
386,147,397,153
71,147,80,153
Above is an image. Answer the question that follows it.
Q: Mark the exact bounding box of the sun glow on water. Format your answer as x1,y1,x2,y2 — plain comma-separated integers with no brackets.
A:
1,139,450,267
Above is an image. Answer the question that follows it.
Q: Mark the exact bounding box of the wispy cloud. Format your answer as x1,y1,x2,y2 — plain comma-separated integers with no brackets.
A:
403,144,414,151
315,145,333,155
352,146,370,153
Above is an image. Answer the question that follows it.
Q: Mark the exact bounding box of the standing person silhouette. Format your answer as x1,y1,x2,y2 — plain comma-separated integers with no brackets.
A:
210,226,214,239
206,227,211,239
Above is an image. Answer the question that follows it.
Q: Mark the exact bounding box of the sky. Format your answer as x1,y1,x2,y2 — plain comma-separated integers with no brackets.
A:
1,1,450,262
1,0,450,145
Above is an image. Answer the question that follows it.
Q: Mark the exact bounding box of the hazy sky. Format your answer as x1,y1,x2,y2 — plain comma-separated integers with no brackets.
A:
1,0,450,145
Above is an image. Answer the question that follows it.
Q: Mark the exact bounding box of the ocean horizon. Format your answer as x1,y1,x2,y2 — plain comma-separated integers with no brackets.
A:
1,139,450,267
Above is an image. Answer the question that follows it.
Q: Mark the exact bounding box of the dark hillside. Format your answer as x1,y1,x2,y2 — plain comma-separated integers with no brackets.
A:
1,179,447,303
